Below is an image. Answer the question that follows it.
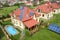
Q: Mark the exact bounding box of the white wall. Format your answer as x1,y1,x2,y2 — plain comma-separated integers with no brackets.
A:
40,13,48,19
58,9,60,13
34,12,53,20
48,12,53,19
11,15,25,30
52,9,60,14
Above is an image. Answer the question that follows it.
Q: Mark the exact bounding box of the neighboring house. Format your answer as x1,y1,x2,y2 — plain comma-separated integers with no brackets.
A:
31,0,40,5
49,0,60,4
10,6,39,31
34,2,60,20
19,0,26,3
43,0,49,1
19,0,40,5
25,1,32,5
0,3,3,8
34,3,53,20
45,2,60,14
0,0,6,4
7,0,15,6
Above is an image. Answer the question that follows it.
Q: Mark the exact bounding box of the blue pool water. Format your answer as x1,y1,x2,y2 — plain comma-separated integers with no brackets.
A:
5,25,18,35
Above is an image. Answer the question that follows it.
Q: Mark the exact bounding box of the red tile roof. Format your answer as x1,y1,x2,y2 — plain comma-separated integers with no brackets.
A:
34,2,60,14
51,3,60,9
10,6,39,21
34,4,53,13
23,18,38,28
33,11,41,17
10,6,39,28
45,1,60,9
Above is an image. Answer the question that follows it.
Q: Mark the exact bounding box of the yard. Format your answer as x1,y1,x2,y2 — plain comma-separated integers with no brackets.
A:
24,28,60,40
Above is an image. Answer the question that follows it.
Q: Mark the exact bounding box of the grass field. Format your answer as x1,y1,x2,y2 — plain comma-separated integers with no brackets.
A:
24,28,60,40
0,6,18,16
49,14,60,26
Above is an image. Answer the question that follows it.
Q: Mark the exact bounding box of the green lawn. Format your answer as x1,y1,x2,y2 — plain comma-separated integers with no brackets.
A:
49,14,60,26
24,28,60,40
0,6,18,16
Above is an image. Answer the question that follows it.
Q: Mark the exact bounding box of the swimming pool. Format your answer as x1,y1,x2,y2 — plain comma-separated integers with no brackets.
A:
5,25,19,36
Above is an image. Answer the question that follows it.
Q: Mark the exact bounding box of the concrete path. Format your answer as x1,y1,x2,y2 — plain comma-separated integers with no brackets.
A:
20,31,25,40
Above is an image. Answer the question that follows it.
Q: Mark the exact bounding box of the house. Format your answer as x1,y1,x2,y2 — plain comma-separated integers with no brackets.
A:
0,3,3,8
31,0,40,5
0,0,6,4
49,0,60,4
34,3,53,20
25,1,32,5
43,0,49,1
10,6,39,33
34,2,60,20
45,2,60,14
18,0,26,3
19,0,40,5
7,0,15,6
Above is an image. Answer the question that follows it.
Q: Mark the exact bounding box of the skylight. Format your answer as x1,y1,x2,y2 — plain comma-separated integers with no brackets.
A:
19,15,23,20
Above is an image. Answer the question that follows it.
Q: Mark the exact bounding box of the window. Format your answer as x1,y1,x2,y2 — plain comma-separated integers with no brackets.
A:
12,15,16,19
42,14,44,17
50,6,52,8
53,10,55,12
37,9,40,12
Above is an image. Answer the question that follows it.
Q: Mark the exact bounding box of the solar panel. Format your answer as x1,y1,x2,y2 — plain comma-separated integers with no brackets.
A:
29,12,34,16
20,11,23,15
19,15,23,20
19,7,24,20
20,6,24,10
48,24,60,34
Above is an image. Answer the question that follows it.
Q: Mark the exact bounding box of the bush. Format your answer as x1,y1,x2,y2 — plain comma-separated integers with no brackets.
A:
33,4,37,7
25,29,30,37
14,3,20,6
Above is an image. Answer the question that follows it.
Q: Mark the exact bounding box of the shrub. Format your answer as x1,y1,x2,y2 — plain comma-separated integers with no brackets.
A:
14,3,20,6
